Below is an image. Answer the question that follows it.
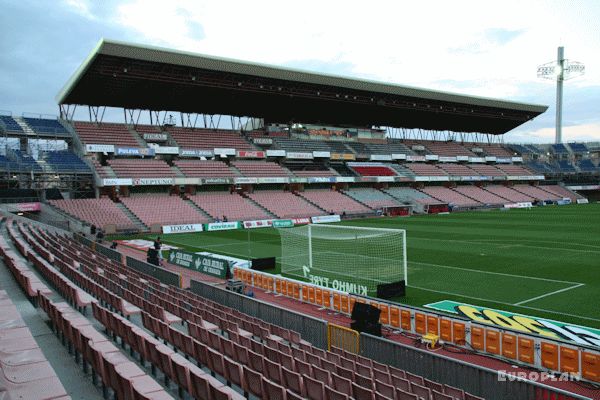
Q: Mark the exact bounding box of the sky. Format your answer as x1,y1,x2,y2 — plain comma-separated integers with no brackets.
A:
1,0,599,143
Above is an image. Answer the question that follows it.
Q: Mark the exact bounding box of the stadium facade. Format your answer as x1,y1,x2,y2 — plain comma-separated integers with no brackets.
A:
1,39,600,400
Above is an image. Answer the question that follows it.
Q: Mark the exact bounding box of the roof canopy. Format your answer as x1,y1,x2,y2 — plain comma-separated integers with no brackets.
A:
58,39,547,134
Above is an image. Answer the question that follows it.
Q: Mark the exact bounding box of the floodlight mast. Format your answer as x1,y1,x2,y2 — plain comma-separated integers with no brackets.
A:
537,46,585,144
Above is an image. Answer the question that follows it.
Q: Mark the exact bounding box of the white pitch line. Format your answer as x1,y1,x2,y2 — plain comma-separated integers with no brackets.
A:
410,261,584,285
408,236,600,254
514,283,585,306
409,284,600,323
474,238,600,250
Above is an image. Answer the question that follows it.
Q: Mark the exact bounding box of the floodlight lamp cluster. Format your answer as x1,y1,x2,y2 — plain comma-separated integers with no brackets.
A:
537,60,585,81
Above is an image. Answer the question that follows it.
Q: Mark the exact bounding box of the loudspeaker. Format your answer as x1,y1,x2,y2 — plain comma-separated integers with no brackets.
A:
350,321,382,337
351,302,381,324
377,280,406,299
251,257,276,271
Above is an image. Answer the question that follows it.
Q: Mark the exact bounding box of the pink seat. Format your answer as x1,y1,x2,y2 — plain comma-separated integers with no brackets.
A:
1,360,57,383
210,384,246,400
242,365,263,398
0,376,68,400
325,386,350,400
282,366,304,396
410,382,431,400
443,384,465,400
189,367,224,400
352,382,375,400
264,357,282,384
433,390,455,400
424,378,444,393
397,389,419,400
375,379,396,399
262,376,287,400
406,372,425,386
303,374,325,400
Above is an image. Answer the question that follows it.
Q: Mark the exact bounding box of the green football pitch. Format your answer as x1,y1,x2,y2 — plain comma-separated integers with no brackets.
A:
140,203,600,328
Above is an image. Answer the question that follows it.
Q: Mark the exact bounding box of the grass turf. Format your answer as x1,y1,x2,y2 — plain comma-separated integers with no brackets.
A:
135,203,600,328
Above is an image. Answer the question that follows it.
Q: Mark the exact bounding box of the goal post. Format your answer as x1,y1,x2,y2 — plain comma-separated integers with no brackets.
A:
277,224,407,297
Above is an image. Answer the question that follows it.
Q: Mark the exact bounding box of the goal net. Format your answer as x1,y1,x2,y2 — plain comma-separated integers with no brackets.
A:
277,224,406,296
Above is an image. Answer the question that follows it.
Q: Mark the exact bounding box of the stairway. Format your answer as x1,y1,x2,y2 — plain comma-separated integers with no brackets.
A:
115,202,147,230
184,199,213,222
450,186,483,205
292,192,327,213
13,117,35,135
126,126,147,147
239,193,277,219
101,165,117,179
228,164,244,176
171,165,185,178
35,158,54,173
340,190,375,210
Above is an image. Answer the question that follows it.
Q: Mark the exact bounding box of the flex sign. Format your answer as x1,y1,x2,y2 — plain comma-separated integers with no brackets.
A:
168,250,229,278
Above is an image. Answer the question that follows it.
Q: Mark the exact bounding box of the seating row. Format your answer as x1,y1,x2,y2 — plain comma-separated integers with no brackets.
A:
25,222,486,400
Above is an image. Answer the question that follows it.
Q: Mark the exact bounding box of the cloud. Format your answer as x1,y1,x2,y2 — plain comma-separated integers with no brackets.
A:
1,0,599,143
507,122,600,143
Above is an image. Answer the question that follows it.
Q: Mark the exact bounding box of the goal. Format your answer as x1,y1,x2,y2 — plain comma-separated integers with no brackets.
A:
277,224,407,296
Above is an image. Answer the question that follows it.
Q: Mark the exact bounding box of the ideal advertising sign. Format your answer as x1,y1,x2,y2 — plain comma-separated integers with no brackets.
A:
162,224,203,234
142,133,168,142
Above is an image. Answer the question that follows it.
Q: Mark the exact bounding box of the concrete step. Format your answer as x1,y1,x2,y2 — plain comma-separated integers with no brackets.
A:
127,126,147,147
184,198,213,221
239,193,277,219
292,192,326,213
171,165,185,178
13,117,36,135
115,202,147,230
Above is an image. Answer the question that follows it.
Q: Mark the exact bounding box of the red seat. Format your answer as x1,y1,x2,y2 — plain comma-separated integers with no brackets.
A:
189,367,224,400
303,374,325,400
262,376,287,400
325,386,350,400
352,382,375,400
282,366,304,396
396,388,419,400
433,390,455,400
242,365,264,398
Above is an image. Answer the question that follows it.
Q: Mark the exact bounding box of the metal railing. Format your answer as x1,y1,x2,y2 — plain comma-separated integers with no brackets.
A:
189,279,328,349
360,333,591,400
125,256,181,288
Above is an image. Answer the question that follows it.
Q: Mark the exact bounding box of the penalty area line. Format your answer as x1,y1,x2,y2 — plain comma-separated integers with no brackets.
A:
513,283,585,306
408,284,600,323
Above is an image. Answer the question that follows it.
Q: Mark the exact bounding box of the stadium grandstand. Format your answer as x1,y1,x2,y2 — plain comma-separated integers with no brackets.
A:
1,38,600,400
